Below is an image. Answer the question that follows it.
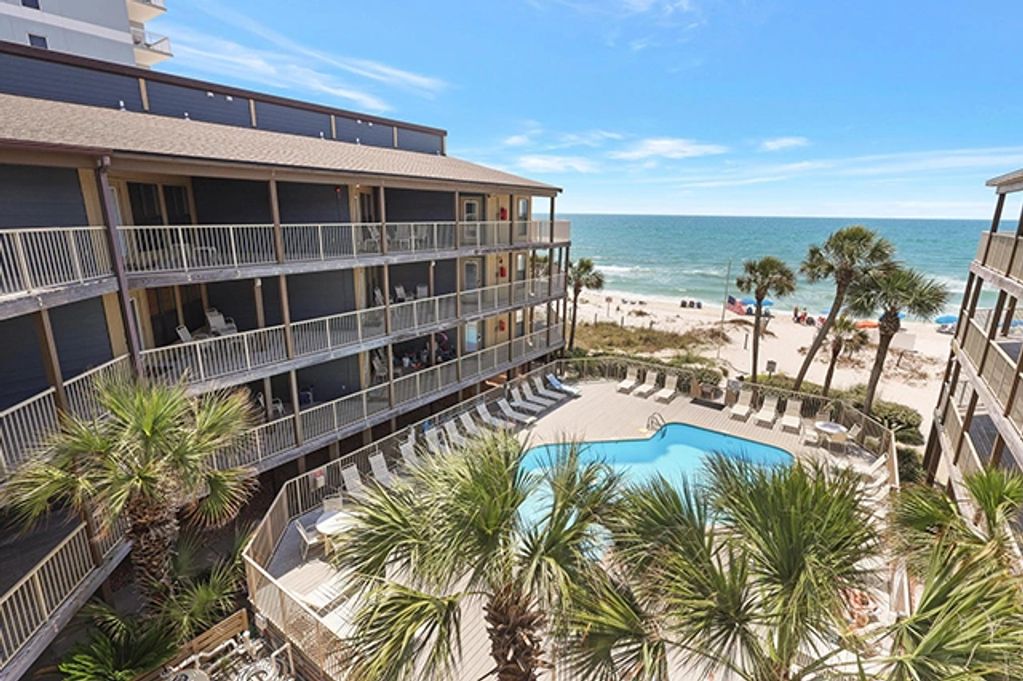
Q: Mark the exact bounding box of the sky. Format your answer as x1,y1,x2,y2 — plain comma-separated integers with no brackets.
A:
151,1,1023,219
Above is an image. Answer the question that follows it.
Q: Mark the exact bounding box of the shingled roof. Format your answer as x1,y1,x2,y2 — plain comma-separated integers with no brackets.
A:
0,93,559,194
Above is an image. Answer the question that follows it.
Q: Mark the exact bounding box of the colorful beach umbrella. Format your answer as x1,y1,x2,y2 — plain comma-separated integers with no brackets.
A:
740,297,756,305
855,320,879,329
935,314,957,324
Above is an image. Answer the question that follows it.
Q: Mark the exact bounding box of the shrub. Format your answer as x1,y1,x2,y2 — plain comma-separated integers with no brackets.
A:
897,446,926,484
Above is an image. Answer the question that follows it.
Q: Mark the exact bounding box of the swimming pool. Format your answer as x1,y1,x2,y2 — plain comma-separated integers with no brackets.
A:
522,422,792,483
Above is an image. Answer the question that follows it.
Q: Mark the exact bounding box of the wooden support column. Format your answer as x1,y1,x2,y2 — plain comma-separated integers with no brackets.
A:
508,193,515,244
1001,297,1017,336
199,283,209,312
428,260,437,365
35,309,68,410
172,285,185,327
95,157,142,371
379,185,388,255
981,192,1006,265
254,278,273,419
454,190,461,249
269,177,302,443
546,196,556,347
381,264,396,408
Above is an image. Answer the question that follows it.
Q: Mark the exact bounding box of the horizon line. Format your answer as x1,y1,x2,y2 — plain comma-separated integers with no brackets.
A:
555,210,992,222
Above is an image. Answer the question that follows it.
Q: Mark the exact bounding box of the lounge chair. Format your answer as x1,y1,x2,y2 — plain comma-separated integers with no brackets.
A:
205,308,237,335
780,399,803,434
754,396,780,427
394,284,409,302
531,376,565,402
521,381,556,408
443,419,467,448
296,521,323,562
425,427,447,453
399,436,419,467
368,453,392,486
509,386,544,414
633,371,660,398
416,284,429,299
730,390,754,420
373,287,386,307
322,495,344,512
617,367,640,393
459,411,484,436
256,392,285,418
341,465,366,496
546,373,581,397
654,374,680,403
498,398,536,425
476,403,516,430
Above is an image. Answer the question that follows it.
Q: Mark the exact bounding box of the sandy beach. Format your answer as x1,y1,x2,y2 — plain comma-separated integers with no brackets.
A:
576,289,952,434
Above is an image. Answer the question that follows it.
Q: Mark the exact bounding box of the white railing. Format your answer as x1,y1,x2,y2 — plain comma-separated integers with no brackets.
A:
121,225,277,273
389,294,458,334
385,222,456,254
0,227,112,297
64,356,133,420
0,389,58,478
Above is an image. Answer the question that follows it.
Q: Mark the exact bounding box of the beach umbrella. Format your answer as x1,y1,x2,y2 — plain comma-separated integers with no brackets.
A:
740,297,756,306
855,320,879,329
1012,319,1023,328
762,299,775,307
935,314,957,325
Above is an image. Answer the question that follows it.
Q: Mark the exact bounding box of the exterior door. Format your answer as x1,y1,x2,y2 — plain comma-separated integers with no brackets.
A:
463,258,482,290
460,197,481,245
358,189,377,223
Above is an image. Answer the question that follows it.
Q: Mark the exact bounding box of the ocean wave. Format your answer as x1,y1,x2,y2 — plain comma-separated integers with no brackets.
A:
601,264,652,276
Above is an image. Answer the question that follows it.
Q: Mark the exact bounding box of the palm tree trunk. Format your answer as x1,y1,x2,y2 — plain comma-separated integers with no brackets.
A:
750,303,762,383
484,585,545,681
568,289,581,351
793,287,845,391
126,499,179,611
863,332,893,415
822,346,840,397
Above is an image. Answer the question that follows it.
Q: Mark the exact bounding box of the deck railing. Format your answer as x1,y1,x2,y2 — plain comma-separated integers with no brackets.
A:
0,227,112,297
976,230,1023,283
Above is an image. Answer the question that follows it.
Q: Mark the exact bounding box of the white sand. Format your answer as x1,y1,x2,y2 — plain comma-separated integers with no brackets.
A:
575,289,952,434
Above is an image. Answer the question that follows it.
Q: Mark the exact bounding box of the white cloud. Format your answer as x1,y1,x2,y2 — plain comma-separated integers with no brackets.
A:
503,134,533,146
759,136,810,152
518,155,599,173
609,137,728,160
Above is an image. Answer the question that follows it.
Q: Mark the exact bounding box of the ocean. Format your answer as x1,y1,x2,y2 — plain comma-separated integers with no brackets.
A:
563,214,992,315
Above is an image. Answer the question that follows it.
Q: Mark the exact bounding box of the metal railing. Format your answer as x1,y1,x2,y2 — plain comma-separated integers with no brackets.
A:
0,227,112,297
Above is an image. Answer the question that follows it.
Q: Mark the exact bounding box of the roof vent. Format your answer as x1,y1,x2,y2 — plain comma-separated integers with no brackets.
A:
225,95,233,102
368,121,373,127
206,91,214,98
356,138,361,144
118,100,125,111
184,112,190,120
319,131,325,139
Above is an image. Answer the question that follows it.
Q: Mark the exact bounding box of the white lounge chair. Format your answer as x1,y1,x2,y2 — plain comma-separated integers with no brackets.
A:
296,521,323,562
730,391,754,421
206,308,238,335
443,420,467,448
531,376,565,402
476,403,516,430
617,367,640,393
399,437,419,467
368,453,392,486
498,398,536,425
521,382,556,408
373,287,387,307
459,411,484,436
780,399,803,434
394,284,409,302
633,371,660,398
546,373,580,397
341,465,366,496
654,374,680,403
425,427,447,453
755,396,780,427
509,386,544,414
322,495,344,512
256,392,285,418
416,284,429,299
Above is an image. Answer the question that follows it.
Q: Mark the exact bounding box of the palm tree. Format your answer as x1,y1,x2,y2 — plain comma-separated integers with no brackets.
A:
735,257,796,383
331,432,621,681
846,266,948,414
568,258,605,351
792,226,894,391
565,456,882,680
1,379,256,611
820,315,870,396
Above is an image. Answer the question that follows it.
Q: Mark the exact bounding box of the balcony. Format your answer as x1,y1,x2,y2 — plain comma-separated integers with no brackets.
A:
131,27,172,67
974,231,1023,285
126,0,167,24
955,319,1023,441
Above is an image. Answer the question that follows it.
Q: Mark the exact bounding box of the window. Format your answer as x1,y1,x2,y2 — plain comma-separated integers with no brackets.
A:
28,34,47,48
21,0,41,9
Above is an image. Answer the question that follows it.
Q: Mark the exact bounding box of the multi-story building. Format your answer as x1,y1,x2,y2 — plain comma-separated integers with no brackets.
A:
0,0,171,67
926,168,1023,505
0,41,568,679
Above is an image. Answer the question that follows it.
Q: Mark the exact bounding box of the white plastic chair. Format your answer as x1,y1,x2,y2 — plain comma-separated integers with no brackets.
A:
509,386,544,414
654,374,679,403
296,522,323,562
443,420,467,448
755,396,780,427
532,376,565,402
617,367,640,393
256,392,285,418
633,372,660,398
459,411,483,436
476,403,515,430
780,400,803,434
730,391,754,420
521,382,556,408
546,373,580,397
425,427,447,453
206,308,238,335
498,399,536,425
342,465,365,496
368,453,392,486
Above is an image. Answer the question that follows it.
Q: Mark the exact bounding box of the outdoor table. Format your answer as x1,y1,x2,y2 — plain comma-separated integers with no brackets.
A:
316,509,353,552
814,421,848,450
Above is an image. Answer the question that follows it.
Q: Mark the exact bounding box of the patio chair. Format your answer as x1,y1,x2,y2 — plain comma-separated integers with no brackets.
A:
362,225,381,253
296,521,323,562
531,376,566,402
754,396,780,427
443,420,467,448
425,427,447,453
368,453,393,486
476,403,516,430
371,355,388,380
780,399,803,434
617,367,640,393
256,392,285,418
206,308,238,335
509,386,544,414
730,390,754,420
633,371,660,398
654,374,680,403
373,287,387,307
394,284,409,302
459,411,484,437
498,398,536,425
322,495,344,513
521,381,556,408
399,434,419,467
416,284,429,299
175,325,210,343
341,465,366,496
546,373,581,397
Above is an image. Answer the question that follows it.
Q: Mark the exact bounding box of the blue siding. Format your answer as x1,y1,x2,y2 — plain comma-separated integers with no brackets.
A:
335,116,394,147
287,270,356,322
296,355,361,403
384,188,455,221
205,279,263,331
255,101,330,138
146,81,252,126
278,182,350,223
0,52,142,110
0,164,87,228
50,298,112,377
397,128,443,154
192,178,271,223
0,314,47,410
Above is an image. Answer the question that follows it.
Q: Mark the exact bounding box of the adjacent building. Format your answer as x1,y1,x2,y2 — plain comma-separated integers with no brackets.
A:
0,41,568,678
926,168,1023,508
0,0,171,67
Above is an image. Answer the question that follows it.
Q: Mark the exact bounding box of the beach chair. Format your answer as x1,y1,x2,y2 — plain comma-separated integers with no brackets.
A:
521,381,556,408
416,284,429,299
476,403,516,430
176,325,210,342
654,374,680,403
633,371,660,398
531,376,565,402
206,308,238,335
425,427,447,453
498,398,536,425
730,390,754,420
780,399,803,434
443,420,467,448
256,392,285,418
754,396,780,427
296,521,323,562
394,284,409,302
546,373,580,397
617,367,640,393
373,287,386,307
368,453,393,486
509,386,544,414
459,411,484,437
341,465,366,496
399,435,419,467
362,225,381,253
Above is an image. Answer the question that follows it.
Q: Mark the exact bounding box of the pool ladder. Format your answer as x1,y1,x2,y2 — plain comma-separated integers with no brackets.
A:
647,412,665,430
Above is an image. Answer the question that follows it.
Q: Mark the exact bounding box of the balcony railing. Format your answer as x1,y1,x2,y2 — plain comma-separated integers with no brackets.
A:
0,227,112,299
131,27,172,55
956,323,1023,439
976,231,1023,283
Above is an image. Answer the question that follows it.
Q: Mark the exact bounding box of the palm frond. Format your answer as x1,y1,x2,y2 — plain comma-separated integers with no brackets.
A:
185,466,256,528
